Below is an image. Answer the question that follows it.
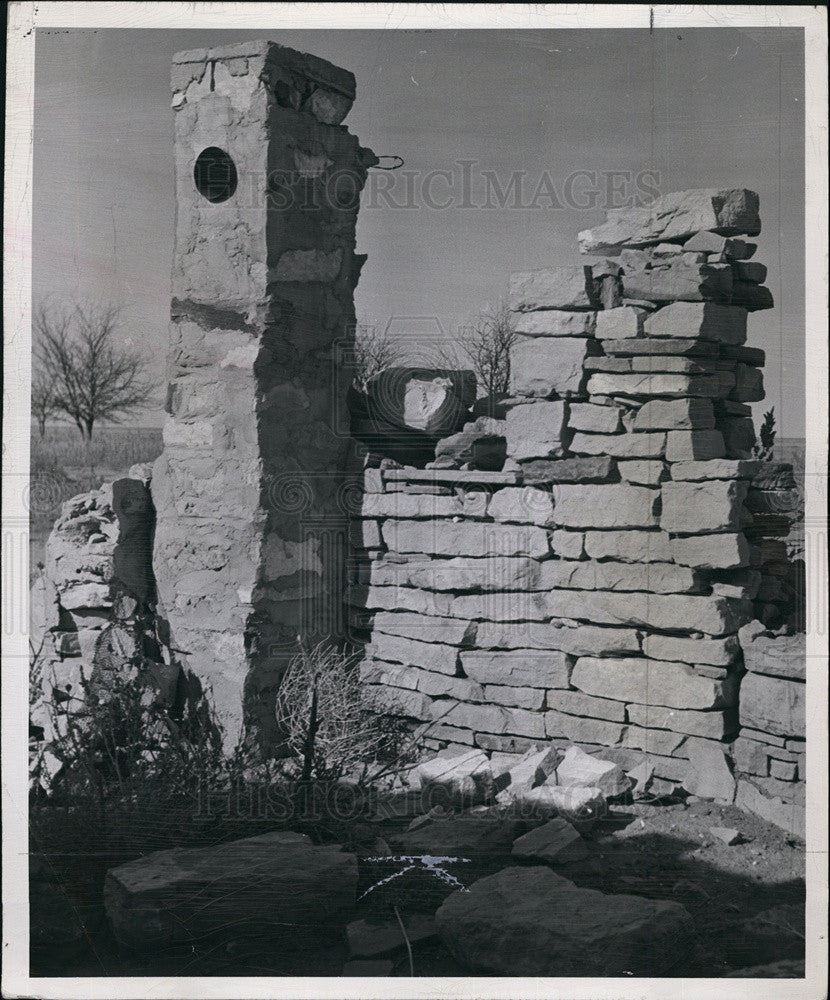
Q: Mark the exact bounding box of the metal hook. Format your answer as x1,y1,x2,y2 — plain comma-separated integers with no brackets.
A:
372,155,404,171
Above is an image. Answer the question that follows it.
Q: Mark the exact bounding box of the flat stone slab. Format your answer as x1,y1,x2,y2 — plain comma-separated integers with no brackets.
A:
383,468,520,485
510,817,589,865
436,867,696,975
103,832,358,949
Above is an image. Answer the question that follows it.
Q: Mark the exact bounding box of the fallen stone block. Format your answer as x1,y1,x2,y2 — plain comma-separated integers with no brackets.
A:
498,745,560,793
416,748,494,808
682,738,736,802
555,745,630,797
735,779,805,840
393,815,522,859
571,656,737,710
508,266,599,311
512,309,596,337
508,784,607,827
660,479,748,534
510,337,593,398
578,188,760,253
103,832,357,949
435,867,696,975
510,818,588,866
709,826,741,846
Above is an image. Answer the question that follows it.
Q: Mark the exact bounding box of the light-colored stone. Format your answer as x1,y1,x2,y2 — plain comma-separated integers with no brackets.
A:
103,831,357,948
739,623,806,681
617,460,668,485
567,402,622,434
571,656,736,710
512,309,596,337
416,748,494,807
546,689,627,722
544,711,627,747
578,189,760,253
569,431,666,459
510,337,592,399
682,738,736,801
735,779,805,840
643,302,747,344
583,529,673,563
660,479,748,534
595,306,646,340
435,867,695,975
669,459,761,480
508,266,598,311
555,745,630,797
740,672,805,738
550,529,585,559
488,486,555,526
552,484,659,529
370,611,476,646
360,493,464,519
474,622,641,657
460,650,572,689
504,400,570,461
671,532,751,569
587,373,724,398
544,590,753,636
381,519,550,558
368,633,459,675
539,559,701,594
641,633,740,667
626,704,737,739
368,556,543,593
622,261,733,302
633,398,715,432
665,429,725,462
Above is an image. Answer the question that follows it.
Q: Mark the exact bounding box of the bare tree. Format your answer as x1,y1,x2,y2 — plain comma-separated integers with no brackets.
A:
352,323,404,390
33,302,156,441
31,370,58,438
432,300,517,399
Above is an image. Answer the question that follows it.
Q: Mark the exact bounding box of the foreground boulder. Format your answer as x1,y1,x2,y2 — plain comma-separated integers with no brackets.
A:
436,867,696,975
416,748,494,808
104,831,358,948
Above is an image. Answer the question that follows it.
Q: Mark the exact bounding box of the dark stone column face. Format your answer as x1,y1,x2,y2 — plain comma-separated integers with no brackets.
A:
152,41,372,748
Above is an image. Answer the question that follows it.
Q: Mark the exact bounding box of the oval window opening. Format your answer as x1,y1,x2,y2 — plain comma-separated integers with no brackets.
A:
194,147,238,203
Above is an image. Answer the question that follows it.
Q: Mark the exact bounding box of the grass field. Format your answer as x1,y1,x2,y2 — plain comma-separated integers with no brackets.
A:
29,423,163,578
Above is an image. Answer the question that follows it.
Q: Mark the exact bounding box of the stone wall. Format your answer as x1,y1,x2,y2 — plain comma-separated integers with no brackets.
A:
351,190,805,827
151,41,376,749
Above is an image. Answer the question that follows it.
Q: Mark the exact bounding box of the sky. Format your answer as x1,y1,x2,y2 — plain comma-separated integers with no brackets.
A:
32,26,805,436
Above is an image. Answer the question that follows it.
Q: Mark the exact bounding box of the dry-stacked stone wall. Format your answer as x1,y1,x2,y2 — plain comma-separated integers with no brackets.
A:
351,190,804,809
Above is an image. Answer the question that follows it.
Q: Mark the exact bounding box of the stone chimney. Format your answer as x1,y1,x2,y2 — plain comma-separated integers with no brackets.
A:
152,40,376,749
